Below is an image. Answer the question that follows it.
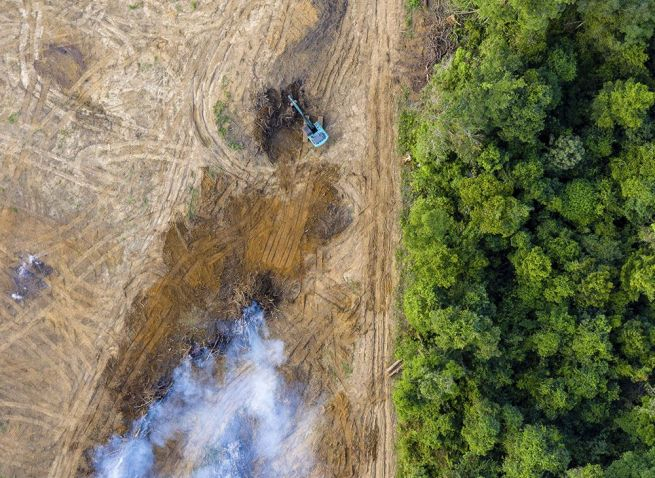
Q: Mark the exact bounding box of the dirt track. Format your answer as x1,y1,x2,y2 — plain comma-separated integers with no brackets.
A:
0,1,402,476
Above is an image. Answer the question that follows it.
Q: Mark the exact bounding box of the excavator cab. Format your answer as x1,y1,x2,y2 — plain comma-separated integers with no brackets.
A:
288,95,329,147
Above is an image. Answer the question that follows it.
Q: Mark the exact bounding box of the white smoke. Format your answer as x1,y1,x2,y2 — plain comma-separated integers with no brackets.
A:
10,254,52,301
94,303,316,478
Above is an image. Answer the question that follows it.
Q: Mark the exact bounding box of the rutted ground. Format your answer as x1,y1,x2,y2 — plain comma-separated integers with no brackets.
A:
0,0,401,476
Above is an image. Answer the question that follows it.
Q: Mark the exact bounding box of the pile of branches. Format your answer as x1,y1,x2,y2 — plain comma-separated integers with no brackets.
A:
253,80,305,154
417,0,462,83
425,1,458,67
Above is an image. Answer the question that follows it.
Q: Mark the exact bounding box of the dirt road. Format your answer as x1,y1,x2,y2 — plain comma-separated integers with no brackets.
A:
0,0,402,476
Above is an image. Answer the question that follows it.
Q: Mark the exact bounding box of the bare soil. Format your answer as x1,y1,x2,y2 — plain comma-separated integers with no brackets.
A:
0,0,402,476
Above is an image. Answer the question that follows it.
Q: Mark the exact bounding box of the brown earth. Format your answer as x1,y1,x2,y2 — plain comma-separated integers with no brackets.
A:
0,0,403,476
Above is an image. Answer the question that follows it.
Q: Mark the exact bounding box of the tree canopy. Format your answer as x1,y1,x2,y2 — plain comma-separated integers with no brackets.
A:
395,0,655,476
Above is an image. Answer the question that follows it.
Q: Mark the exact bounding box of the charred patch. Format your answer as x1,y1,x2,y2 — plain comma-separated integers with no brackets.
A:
268,0,349,84
34,44,86,90
297,0,348,51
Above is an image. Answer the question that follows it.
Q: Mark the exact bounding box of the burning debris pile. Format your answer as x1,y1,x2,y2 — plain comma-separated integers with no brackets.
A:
93,302,315,478
10,254,53,301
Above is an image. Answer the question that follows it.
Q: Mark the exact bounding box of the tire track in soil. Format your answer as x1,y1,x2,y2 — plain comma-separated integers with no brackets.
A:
0,0,403,476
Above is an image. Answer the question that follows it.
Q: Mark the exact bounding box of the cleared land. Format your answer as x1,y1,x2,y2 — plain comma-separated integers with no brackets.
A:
0,0,402,476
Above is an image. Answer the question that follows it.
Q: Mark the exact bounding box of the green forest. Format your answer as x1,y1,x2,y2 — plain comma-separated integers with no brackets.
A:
394,0,655,476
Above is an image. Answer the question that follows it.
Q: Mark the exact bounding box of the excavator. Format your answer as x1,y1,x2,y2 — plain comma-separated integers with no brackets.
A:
288,95,329,147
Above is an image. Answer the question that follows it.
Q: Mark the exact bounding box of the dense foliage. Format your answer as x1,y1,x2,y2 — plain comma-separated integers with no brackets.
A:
395,1,655,476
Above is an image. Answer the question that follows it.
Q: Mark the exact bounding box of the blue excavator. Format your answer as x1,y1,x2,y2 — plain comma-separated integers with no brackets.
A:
288,95,329,147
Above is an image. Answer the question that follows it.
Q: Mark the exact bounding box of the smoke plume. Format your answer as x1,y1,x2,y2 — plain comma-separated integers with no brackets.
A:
94,303,315,477
10,254,52,301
